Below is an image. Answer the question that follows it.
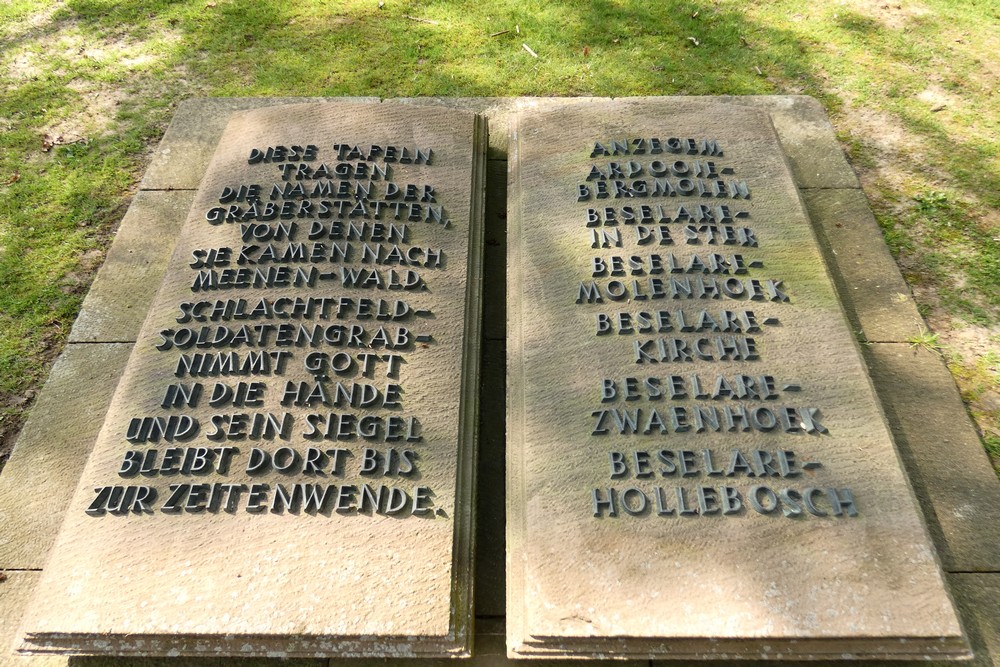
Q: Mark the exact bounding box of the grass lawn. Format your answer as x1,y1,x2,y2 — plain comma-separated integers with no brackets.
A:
1,0,998,468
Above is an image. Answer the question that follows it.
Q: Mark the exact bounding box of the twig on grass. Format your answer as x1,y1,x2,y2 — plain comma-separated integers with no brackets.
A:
404,15,439,24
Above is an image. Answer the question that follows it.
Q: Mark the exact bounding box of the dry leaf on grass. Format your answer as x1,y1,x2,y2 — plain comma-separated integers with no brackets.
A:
41,133,86,152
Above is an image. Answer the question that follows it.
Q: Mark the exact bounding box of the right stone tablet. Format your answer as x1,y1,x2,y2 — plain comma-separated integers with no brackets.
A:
506,99,968,661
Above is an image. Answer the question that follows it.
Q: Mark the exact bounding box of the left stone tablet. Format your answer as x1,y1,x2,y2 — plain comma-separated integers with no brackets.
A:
18,102,486,658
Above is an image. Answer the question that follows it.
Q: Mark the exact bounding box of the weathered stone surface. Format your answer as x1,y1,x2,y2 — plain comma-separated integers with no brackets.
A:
324,618,643,666
402,96,858,341
506,100,965,659
747,95,860,190
399,98,612,161
452,618,642,667
0,344,132,569
867,344,1000,572
804,189,924,343
0,573,65,667
396,98,511,161
439,96,857,190
72,656,322,667
19,102,485,658
362,97,858,193
139,98,378,191
69,191,193,343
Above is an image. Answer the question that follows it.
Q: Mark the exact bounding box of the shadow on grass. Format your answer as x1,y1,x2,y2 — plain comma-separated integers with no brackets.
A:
53,0,826,97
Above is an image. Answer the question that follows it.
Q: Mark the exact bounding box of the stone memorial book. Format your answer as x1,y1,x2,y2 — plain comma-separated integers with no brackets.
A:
506,99,968,660
18,102,485,657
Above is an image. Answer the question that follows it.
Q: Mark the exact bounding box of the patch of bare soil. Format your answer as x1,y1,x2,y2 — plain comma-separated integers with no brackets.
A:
0,6,187,475
928,310,1000,431
42,81,128,144
838,0,932,30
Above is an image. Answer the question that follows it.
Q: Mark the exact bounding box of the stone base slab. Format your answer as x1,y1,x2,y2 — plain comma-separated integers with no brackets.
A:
0,97,996,665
